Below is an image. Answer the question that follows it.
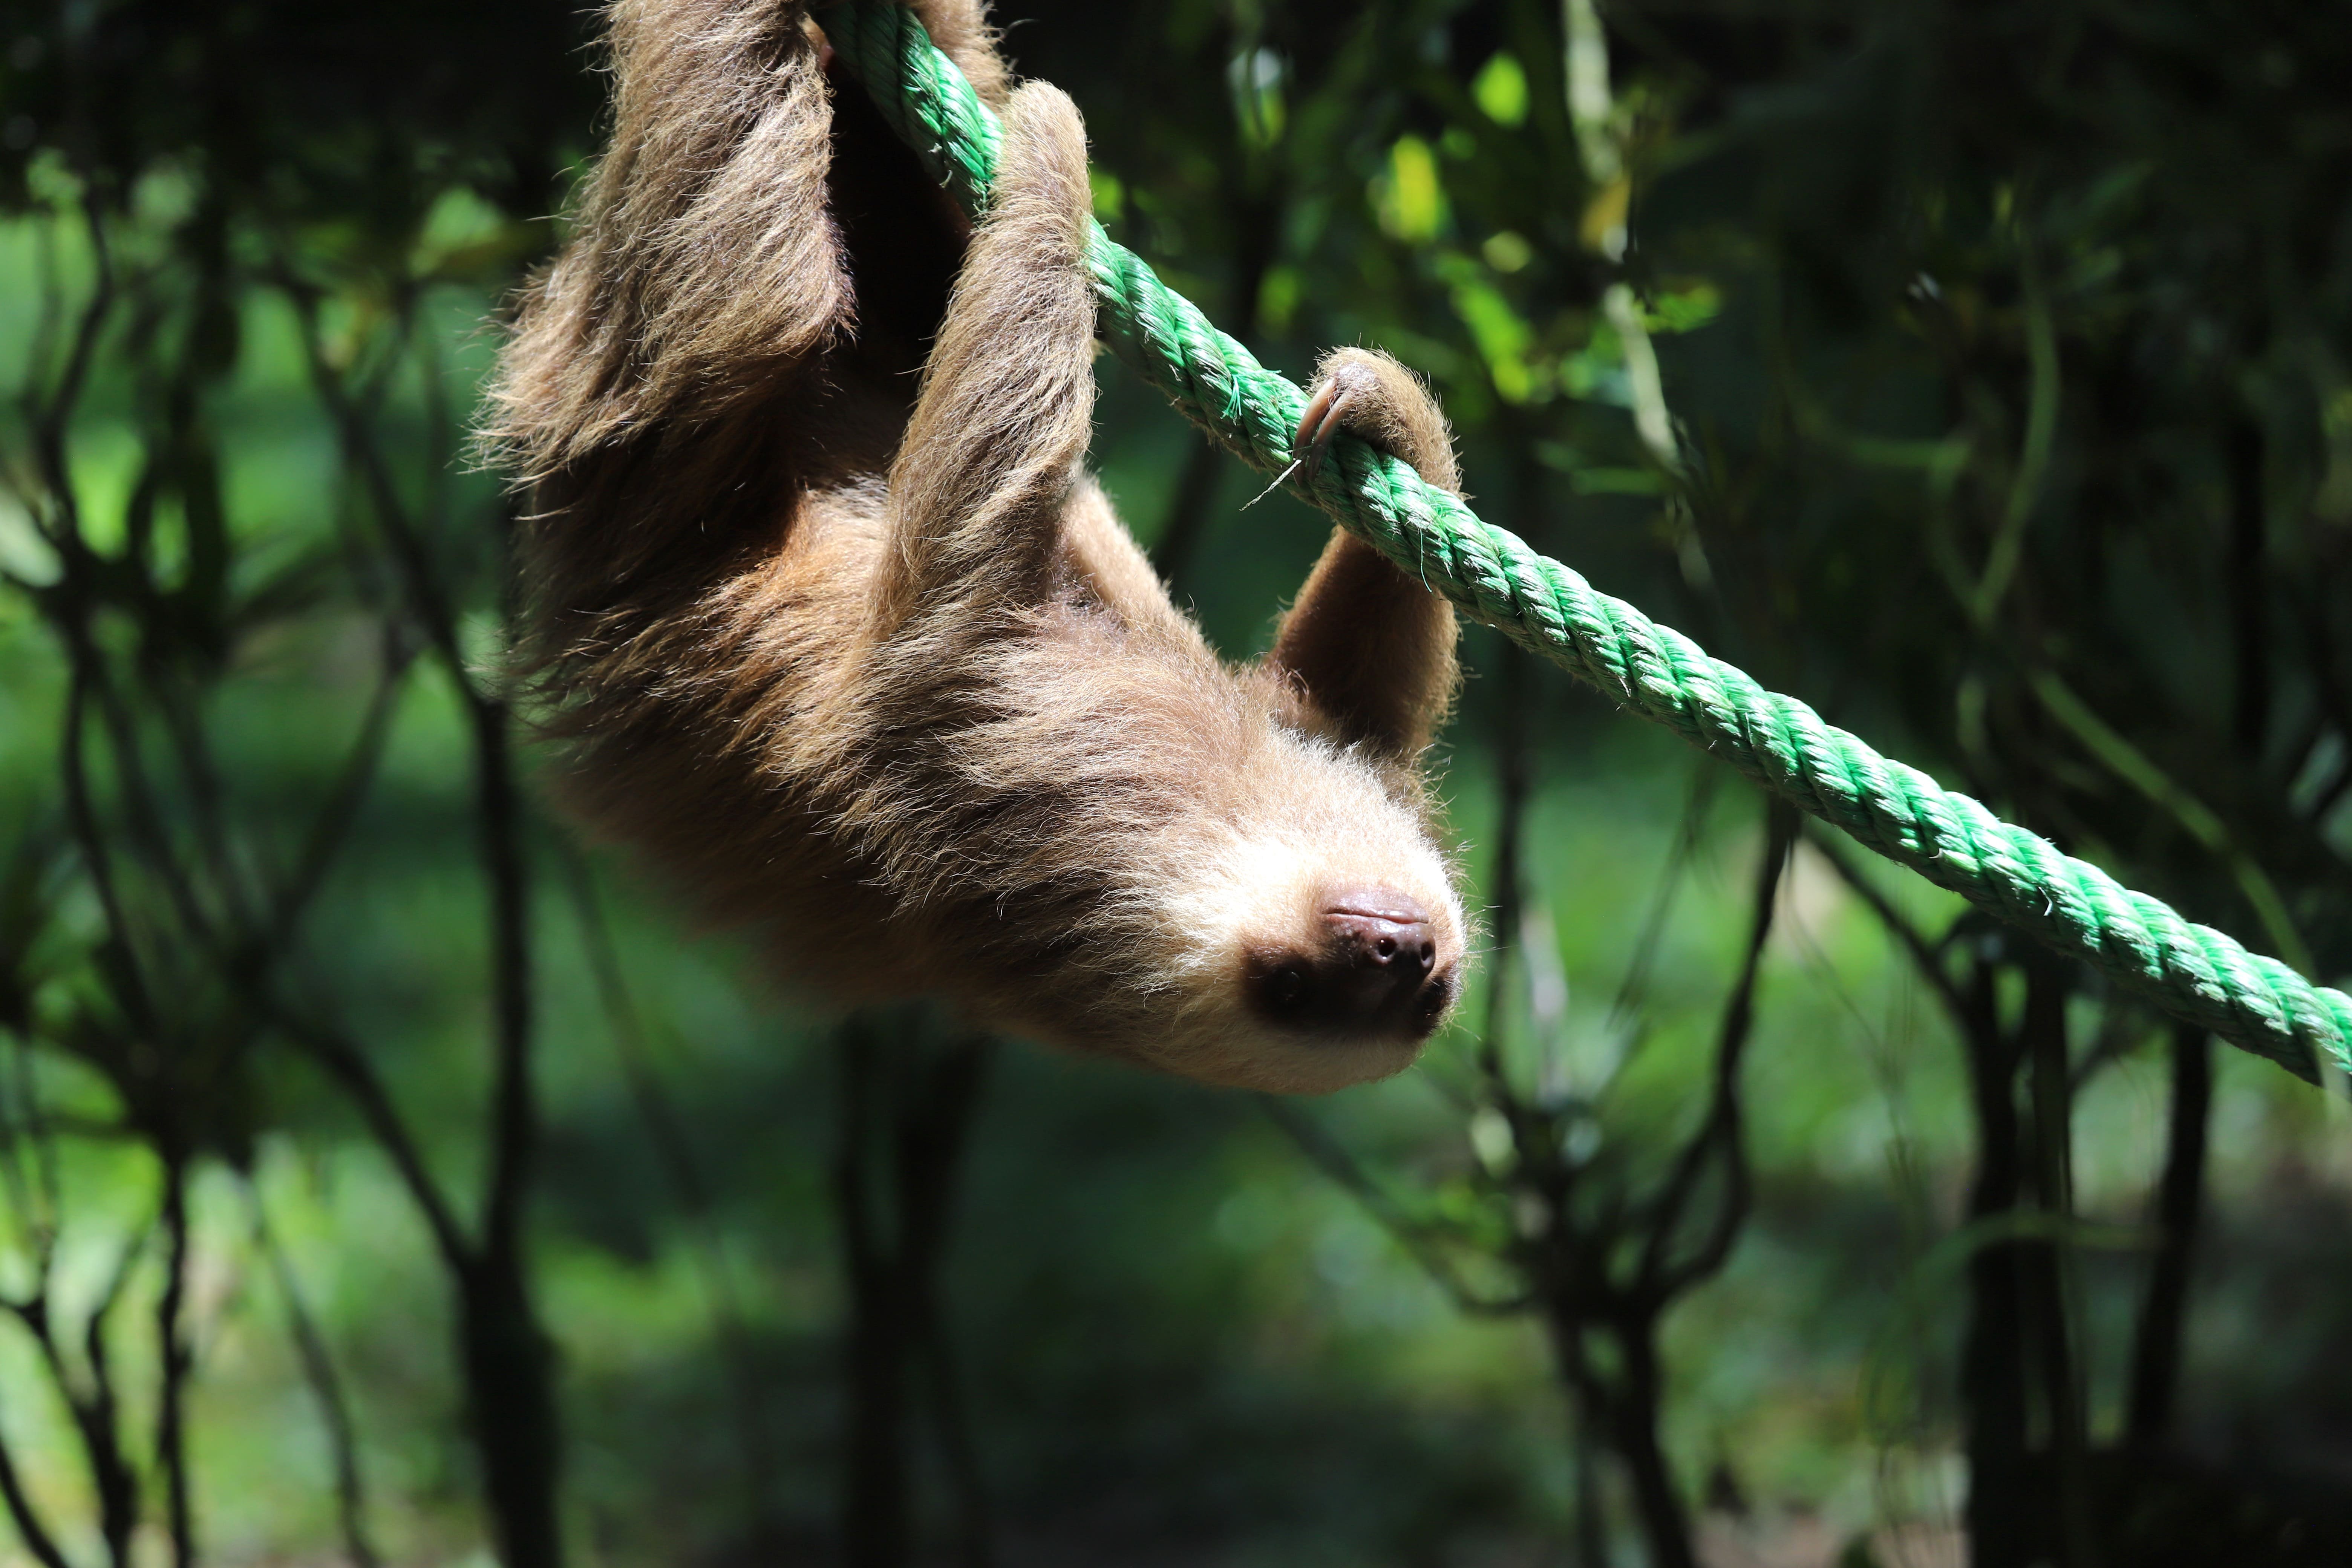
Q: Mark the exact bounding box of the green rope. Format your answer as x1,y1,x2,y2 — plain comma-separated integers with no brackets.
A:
819,0,2352,1086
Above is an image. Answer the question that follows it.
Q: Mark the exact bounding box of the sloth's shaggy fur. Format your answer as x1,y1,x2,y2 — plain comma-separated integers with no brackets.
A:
486,0,1469,1092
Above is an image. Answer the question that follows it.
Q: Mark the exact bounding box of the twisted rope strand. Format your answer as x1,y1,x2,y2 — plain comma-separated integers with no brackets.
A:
819,0,2352,1084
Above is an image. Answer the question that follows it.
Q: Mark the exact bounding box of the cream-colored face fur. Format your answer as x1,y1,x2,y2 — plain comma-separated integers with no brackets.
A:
487,1,1471,1095
1120,735,1465,1093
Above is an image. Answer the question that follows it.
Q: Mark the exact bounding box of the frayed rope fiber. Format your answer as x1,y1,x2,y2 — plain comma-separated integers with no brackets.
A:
818,0,2352,1085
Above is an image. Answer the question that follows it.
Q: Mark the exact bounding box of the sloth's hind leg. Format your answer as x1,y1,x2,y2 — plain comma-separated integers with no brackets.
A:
876,84,1098,634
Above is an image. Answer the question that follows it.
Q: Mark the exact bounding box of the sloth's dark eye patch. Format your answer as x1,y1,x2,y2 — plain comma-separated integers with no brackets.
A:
1262,963,1309,1012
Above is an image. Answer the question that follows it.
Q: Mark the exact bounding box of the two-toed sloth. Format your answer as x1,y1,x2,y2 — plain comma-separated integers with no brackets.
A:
487,0,1470,1093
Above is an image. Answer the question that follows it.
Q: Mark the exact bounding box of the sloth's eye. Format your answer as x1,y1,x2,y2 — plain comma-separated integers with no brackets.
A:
1245,955,1315,1019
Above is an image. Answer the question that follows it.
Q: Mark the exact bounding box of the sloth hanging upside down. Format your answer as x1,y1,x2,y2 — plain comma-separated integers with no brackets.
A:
486,0,1472,1093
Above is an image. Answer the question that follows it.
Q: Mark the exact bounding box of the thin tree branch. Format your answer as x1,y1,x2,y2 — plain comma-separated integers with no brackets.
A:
1260,1098,1531,1317
269,1009,472,1272
1640,799,1793,1298
157,1155,195,1568
556,844,777,1512
60,663,161,1041
2126,1021,2212,1444
248,1182,383,1568
1804,825,1969,1021
265,639,415,951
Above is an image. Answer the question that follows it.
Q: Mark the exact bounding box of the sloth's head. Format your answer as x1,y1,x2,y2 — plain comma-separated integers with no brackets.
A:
956,652,1469,1095
1130,755,1468,1093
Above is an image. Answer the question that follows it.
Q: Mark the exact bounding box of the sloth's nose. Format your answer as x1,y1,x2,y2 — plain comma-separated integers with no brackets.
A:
1323,897,1436,981
1245,890,1449,1038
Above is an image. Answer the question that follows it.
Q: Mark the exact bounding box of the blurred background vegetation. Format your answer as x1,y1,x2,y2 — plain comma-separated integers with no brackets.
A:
2,1,2350,1565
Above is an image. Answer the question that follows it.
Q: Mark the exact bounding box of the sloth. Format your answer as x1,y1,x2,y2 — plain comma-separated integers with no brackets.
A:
486,0,1470,1093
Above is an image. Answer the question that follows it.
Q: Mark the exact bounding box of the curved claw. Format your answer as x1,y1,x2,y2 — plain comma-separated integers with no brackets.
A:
1292,379,1356,485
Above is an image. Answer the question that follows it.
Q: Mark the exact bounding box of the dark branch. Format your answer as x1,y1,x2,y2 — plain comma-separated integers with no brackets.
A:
1639,798,1794,1299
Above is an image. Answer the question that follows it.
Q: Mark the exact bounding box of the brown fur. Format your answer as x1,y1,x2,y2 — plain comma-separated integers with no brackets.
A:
485,0,1468,1092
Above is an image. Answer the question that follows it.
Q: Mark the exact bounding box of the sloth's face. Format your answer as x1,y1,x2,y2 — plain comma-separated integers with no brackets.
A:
1116,733,1467,1095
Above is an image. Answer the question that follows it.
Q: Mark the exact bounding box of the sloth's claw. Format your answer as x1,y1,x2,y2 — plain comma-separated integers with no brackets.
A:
1293,378,1356,485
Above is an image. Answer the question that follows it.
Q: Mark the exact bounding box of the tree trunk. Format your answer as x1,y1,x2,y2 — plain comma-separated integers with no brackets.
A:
1960,960,2029,1568
835,1020,995,1568
2020,963,2095,1568
458,1258,564,1568
837,1029,913,1568
1605,1325,1696,1568
2127,1025,2212,1442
